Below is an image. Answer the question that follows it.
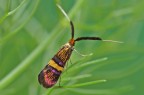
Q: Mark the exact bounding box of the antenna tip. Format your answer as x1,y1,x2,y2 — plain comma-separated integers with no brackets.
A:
56,4,70,22
56,4,59,7
102,40,124,44
56,4,60,8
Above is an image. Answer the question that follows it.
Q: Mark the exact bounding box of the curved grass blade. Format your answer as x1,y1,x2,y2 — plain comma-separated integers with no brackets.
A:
62,74,91,82
42,88,54,95
0,0,27,24
63,80,107,88
0,0,84,90
65,88,118,95
43,80,106,95
7,0,27,16
63,57,108,74
0,0,38,45
77,57,108,68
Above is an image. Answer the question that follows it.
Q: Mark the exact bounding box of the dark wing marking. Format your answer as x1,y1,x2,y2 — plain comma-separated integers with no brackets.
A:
38,65,61,88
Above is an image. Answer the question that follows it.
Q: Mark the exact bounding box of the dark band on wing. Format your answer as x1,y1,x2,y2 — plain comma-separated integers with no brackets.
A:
52,56,65,67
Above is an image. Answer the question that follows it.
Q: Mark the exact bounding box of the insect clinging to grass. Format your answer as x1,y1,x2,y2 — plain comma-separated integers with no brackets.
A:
38,4,122,88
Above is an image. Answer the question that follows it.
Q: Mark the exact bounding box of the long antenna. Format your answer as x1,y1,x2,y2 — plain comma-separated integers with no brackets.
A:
56,4,74,39
56,4,70,22
75,37,102,41
74,37,123,44
102,40,124,43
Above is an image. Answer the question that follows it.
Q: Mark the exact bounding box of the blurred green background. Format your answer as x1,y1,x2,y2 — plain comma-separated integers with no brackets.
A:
0,0,144,95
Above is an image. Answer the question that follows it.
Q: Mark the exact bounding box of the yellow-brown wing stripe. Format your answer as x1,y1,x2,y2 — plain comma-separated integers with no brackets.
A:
48,60,64,71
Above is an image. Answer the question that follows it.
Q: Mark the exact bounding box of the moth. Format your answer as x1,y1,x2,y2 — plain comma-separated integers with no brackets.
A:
38,4,122,88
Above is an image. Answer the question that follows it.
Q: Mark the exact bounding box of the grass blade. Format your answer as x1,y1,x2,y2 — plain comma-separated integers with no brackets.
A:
0,0,38,45
63,80,107,88
0,0,27,24
0,0,84,90
62,74,91,81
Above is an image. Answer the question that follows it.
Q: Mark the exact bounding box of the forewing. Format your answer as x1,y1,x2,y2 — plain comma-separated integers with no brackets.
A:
38,65,61,88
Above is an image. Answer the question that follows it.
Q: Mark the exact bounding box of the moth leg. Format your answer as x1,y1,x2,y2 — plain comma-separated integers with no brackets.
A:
74,48,93,57
69,58,73,64
58,76,61,87
64,61,69,74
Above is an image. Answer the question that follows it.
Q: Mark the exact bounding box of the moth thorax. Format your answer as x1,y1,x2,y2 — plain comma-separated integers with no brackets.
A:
57,43,73,63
